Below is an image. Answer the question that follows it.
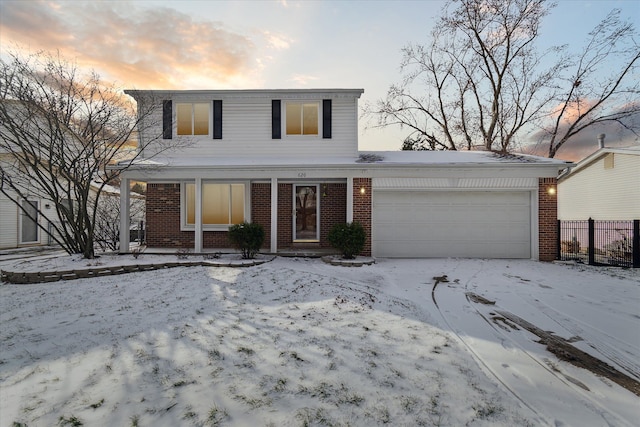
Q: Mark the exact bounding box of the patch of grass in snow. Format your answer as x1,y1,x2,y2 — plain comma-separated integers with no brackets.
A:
88,398,104,409
182,405,197,420
129,415,140,427
207,404,229,426
12,422,28,427
472,400,504,419
294,407,335,426
58,415,83,426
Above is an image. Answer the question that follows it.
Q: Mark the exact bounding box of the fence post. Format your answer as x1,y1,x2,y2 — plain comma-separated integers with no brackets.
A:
633,219,639,268
557,220,561,261
588,218,595,266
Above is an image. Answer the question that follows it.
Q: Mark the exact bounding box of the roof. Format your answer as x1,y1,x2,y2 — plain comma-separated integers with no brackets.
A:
124,88,365,100
558,145,640,181
115,150,570,170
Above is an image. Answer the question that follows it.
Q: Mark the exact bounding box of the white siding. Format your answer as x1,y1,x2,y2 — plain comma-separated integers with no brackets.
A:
558,153,640,220
0,192,18,249
135,90,361,160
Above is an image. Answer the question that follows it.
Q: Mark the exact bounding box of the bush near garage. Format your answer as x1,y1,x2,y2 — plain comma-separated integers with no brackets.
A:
327,222,366,259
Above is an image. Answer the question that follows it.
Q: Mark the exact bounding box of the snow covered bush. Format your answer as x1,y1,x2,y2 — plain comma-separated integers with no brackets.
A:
228,222,265,259
327,222,366,259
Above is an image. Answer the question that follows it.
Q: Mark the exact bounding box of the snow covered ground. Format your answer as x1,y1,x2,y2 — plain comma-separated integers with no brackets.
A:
1,254,638,426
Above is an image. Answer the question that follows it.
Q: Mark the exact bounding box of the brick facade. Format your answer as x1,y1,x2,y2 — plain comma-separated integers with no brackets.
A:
146,181,365,253
353,178,372,256
538,177,558,262
146,183,232,249
251,183,271,249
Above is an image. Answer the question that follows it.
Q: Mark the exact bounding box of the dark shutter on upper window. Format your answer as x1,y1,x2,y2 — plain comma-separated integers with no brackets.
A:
162,100,172,139
272,100,281,139
322,99,332,139
213,100,223,139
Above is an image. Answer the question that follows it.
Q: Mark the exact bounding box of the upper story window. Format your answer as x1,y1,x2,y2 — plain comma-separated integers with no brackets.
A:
177,103,209,136
272,99,331,139
285,102,319,136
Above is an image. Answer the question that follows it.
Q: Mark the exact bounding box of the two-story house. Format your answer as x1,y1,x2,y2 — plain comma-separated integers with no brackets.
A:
117,89,570,260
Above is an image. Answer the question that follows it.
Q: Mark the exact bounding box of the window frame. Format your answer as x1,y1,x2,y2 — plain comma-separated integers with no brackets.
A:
284,101,320,137
176,102,211,136
180,181,249,231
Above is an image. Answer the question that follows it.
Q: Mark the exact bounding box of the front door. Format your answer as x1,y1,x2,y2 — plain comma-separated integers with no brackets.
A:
294,184,319,242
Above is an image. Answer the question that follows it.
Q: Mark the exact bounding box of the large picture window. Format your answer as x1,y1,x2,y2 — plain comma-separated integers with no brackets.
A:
285,102,319,136
177,103,209,136
184,183,245,227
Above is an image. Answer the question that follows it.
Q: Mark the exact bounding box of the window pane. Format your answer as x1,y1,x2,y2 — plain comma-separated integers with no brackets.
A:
176,104,192,135
303,103,318,135
193,103,209,135
202,184,229,224
231,184,245,224
286,102,302,135
186,183,195,225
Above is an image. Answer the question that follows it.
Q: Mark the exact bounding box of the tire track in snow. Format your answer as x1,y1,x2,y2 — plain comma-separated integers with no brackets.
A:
517,296,640,381
431,275,637,427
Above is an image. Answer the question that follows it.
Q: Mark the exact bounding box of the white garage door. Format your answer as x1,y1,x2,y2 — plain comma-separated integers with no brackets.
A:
373,191,531,258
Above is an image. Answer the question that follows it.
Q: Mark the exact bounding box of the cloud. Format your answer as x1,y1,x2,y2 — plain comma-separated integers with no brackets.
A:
0,1,267,89
262,31,293,50
290,74,319,86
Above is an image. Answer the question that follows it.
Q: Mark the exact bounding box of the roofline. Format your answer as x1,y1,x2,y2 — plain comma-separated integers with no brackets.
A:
559,145,640,181
124,88,365,98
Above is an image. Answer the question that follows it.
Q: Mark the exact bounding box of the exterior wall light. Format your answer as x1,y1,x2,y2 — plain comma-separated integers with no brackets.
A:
360,187,366,195
547,187,556,195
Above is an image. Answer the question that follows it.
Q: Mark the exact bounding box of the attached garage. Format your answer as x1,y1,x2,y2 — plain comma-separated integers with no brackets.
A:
372,178,536,259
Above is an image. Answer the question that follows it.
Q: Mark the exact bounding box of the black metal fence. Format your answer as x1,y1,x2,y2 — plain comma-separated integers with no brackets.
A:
558,219,640,268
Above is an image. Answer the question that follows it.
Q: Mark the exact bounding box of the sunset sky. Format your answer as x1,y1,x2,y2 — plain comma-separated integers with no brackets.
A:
1,0,638,161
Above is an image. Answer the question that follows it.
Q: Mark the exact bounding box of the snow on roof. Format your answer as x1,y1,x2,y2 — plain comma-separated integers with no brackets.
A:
116,150,570,169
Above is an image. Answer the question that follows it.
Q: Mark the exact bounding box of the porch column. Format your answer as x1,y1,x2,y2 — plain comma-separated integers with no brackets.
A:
119,178,130,253
346,176,354,222
270,177,278,253
194,178,203,253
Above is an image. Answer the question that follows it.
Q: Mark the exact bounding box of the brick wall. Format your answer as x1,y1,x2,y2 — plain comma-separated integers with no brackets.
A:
278,184,293,248
353,178,372,256
538,177,558,262
146,181,361,253
320,184,347,248
251,183,271,249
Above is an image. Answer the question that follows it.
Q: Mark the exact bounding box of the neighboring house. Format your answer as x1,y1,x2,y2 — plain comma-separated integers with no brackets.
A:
558,145,640,220
117,89,570,261
0,178,144,251
0,184,56,250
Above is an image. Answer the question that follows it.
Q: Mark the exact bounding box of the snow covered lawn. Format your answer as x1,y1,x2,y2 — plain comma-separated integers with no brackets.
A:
1,255,638,426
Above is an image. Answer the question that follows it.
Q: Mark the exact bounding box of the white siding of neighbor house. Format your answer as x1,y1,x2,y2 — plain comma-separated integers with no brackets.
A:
558,153,640,220
0,192,18,249
134,90,361,160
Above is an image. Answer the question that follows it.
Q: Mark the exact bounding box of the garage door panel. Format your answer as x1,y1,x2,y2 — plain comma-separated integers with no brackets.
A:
373,191,531,258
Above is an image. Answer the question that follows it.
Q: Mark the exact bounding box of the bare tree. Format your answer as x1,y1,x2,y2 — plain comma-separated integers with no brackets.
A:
93,187,145,252
542,9,640,158
0,50,173,258
364,0,638,156
365,0,561,153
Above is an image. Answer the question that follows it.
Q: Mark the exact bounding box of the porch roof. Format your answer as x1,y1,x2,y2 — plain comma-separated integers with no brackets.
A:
116,150,571,170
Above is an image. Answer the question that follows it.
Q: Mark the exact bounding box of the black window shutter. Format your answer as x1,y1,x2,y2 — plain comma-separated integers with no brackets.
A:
272,100,281,139
323,99,332,139
213,100,222,139
162,100,172,139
